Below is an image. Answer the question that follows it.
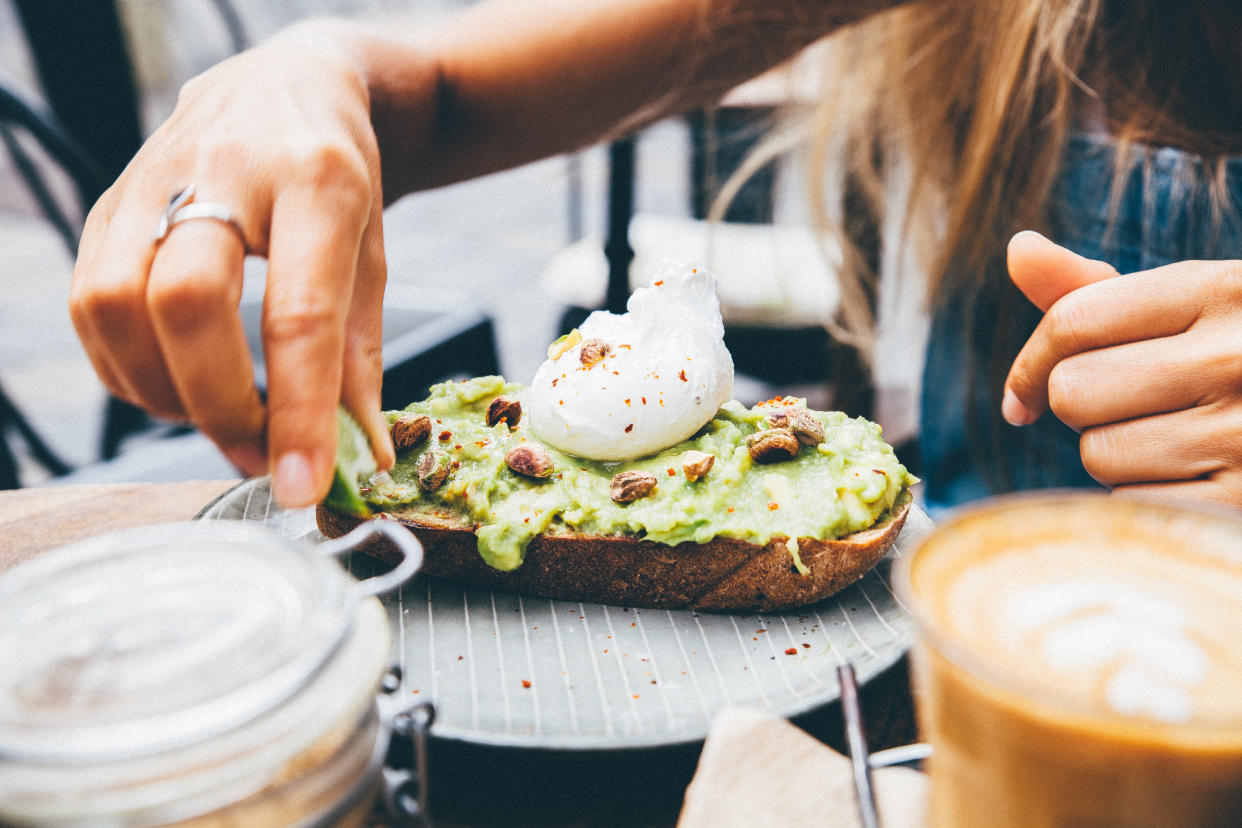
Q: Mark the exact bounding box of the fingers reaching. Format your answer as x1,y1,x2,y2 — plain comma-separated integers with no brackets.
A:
147,201,267,474
69,192,184,421
263,170,372,508
341,198,396,473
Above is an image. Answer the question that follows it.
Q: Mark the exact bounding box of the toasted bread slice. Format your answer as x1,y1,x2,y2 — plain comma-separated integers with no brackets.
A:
316,493,910,612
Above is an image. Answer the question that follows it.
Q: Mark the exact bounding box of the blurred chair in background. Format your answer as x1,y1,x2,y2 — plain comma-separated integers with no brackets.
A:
0,80,108,487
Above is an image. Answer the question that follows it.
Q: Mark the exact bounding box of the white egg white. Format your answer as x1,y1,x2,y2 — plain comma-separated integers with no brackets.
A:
529,261,734,461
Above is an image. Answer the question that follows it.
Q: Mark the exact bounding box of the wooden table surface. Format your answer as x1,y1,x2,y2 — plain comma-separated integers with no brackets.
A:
0,479,919,827
0,479,238,574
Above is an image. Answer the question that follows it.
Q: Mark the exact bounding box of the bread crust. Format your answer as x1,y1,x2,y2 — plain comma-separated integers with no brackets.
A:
316,494,910,612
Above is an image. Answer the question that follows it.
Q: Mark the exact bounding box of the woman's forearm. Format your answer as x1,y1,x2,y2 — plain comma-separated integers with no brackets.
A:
307,0,893,200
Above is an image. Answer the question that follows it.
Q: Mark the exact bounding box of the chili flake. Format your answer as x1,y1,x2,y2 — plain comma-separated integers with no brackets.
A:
784,647,798,656
679,370,687,382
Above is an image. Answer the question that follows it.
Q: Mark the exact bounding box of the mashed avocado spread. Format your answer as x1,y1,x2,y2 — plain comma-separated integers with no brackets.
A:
336,376,915,572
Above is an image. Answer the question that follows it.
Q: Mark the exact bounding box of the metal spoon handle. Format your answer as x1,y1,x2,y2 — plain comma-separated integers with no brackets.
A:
838,663,880,828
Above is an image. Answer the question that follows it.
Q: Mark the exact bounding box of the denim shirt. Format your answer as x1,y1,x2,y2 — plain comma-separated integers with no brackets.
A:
920,133,1242,513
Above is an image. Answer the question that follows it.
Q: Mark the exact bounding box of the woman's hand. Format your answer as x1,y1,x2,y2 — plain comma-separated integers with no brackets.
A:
1003,231,1242,506
69,28,399,507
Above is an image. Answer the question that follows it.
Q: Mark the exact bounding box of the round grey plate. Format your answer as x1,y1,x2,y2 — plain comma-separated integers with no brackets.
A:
198,478,931,750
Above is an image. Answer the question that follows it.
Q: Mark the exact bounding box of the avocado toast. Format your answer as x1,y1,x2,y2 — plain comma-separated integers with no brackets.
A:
318,376,915,612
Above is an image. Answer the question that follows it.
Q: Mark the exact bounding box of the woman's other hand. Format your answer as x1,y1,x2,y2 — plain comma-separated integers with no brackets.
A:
1004,231,1242,506
69,26,401,508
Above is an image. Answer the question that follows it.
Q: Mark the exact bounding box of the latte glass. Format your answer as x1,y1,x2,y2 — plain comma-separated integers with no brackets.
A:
896,492,1242,827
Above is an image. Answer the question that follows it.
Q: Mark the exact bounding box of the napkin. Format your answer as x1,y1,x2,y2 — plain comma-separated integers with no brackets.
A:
678,706,928,828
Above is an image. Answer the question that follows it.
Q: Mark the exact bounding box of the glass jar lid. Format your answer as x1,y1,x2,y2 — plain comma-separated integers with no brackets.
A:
0,521,358,764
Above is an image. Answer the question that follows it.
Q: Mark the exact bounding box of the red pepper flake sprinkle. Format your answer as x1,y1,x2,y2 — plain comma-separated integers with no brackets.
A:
559,400,564,406
454,444,462,450
654,280,664,286
785,647,798,656
802,642,812,649
727,507,735,513
667,468,676,477
523,517,531,524
521,680,532,689
679,370,687,382
438,430,452,441
624,398,631,407
552,378,559,387
625,424,634,433
620,344,632,350
768,502,780,511
641,396,647,405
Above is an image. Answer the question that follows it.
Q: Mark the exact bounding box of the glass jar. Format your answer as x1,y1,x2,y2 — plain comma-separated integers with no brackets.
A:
0,519,425,827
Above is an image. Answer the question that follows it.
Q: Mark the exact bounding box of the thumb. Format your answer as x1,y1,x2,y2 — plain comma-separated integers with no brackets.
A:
1007,230,1118,311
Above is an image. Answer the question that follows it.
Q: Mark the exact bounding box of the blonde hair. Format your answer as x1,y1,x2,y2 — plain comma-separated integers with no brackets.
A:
714,0,1241,364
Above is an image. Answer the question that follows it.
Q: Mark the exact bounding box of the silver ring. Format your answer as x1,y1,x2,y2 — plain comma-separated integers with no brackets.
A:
153,184,248,251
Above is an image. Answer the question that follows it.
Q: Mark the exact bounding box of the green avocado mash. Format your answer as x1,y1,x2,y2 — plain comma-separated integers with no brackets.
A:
333,376,916,572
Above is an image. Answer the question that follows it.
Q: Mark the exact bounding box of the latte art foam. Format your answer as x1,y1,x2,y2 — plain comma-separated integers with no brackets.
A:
917,521,1242,727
